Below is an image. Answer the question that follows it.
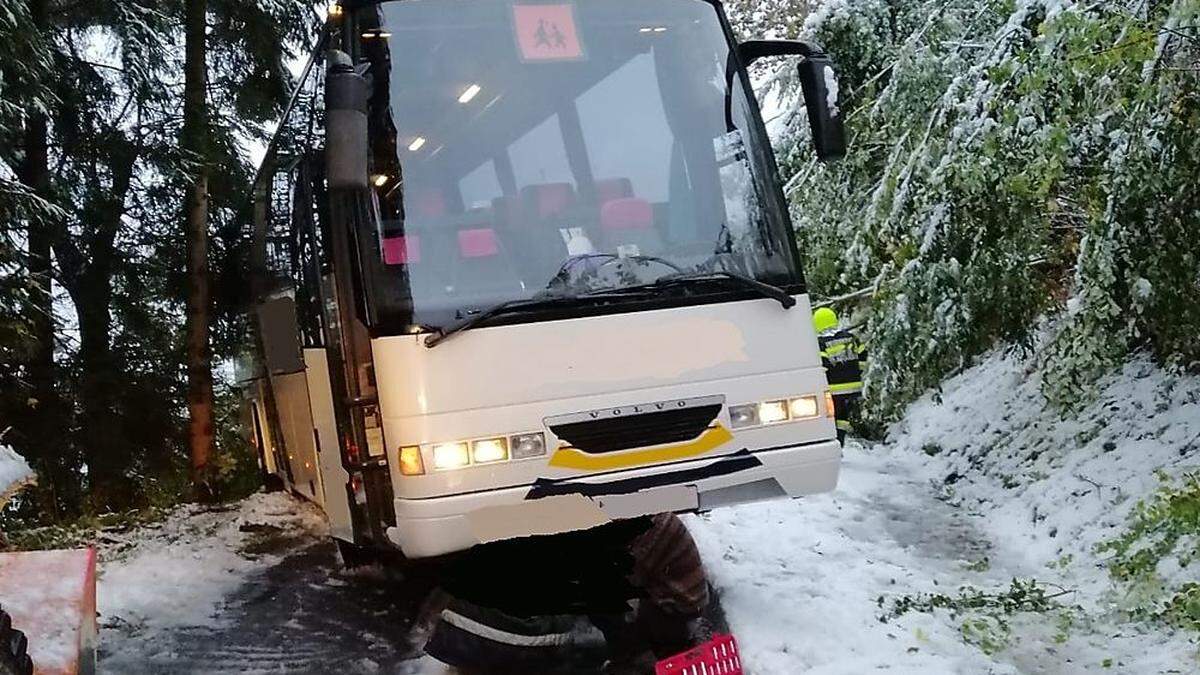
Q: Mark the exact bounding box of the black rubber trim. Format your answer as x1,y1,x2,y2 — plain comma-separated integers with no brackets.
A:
525,449,763,500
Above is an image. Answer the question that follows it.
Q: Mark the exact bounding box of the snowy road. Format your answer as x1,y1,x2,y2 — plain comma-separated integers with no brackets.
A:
97,495,438,673
96,495,609,674
690,445,1038,674
689,351,1199,674
96,449,1194,674
690,441,1193,674
94,449,1036,674
96,353,1197,674
101,535,433,673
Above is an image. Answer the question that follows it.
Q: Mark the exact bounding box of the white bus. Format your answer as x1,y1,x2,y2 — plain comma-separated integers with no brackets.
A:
243,0,847,564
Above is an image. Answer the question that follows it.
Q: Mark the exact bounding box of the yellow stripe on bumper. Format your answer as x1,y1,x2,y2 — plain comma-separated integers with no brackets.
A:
548,425,735,472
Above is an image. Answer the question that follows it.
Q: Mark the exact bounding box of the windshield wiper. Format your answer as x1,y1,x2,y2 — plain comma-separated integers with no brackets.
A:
423,290,647,349
585,271,797,309
425,272,794,349
424,297,553,349
425,253,684,348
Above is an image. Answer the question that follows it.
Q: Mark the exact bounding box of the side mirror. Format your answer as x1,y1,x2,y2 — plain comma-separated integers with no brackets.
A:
737,40,847,162
325,50,370,190
797,54,846,162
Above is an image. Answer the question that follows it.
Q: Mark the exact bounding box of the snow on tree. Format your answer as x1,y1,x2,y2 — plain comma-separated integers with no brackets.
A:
732,0,1200,422
0,0,56,377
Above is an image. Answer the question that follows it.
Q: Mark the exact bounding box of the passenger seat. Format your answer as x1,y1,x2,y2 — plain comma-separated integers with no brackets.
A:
452,227,524,297
599,197,663,256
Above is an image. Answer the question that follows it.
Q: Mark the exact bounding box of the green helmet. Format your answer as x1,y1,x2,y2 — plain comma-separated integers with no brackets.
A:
813,307,839,334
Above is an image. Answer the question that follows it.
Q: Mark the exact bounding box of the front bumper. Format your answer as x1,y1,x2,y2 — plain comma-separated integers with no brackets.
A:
387,440,841,559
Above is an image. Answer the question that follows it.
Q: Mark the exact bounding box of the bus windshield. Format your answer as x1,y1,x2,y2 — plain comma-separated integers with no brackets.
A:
360,0,800,333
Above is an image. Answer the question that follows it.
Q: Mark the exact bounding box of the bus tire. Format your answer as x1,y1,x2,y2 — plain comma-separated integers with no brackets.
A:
0,607,33,675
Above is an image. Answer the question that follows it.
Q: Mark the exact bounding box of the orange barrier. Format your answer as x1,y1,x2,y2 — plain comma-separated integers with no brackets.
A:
0,549,97,675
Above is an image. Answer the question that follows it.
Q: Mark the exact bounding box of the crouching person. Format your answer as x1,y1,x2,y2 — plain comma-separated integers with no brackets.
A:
425,513,714,674
594,513,713,673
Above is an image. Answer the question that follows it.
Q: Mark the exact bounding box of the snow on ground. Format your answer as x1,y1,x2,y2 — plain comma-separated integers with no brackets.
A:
97,489,448,673
0,442,34,503
892,351,1200,602
98,492,327,638
689,448,1006,674
92,351,1198,673
689,351,1199,674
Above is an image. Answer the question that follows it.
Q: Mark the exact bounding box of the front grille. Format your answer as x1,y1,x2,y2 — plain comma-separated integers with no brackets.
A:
549,400,722,455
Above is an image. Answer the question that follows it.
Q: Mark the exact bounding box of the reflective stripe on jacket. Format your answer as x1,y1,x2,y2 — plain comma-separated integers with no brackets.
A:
819,328,866,394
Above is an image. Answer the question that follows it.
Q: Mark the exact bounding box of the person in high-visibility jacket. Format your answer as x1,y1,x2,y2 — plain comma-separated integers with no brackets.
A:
813,307,867,443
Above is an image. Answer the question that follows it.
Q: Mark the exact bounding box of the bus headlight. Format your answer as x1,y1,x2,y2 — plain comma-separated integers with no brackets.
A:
406,433,546,474
399,446,425,476
789,395,820,420
731,395,824,429
510,432,546,459
433,442,471,471
471,438,509,464
729,404,760,429
758,400,790,425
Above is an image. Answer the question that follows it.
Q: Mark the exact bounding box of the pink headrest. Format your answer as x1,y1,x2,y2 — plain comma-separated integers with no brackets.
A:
458,228,500,258
600,198,653,230
382,235,420,265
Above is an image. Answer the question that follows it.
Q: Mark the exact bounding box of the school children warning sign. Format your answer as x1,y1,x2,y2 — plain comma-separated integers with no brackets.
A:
513,3,585,61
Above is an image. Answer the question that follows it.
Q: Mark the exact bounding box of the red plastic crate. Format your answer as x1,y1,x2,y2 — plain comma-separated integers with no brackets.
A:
656,634,743,675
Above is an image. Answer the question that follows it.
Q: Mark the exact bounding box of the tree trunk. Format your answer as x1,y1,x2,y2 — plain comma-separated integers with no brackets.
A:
75,276,123,508
57,141,138,511
183,0,215,499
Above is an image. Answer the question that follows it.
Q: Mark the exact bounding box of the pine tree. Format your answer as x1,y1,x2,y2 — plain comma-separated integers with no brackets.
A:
1,0,317,519
182,0,216,499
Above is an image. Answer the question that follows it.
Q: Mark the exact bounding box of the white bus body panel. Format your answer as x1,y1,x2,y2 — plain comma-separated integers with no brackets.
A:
389,443,839,558
372,296,842,558
269,371,322,504
303,348,355,543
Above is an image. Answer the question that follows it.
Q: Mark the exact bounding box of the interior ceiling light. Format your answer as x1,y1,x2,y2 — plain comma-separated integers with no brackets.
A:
408,137,426,152
362,30,392,39
372,174,389,187
458,84,482,104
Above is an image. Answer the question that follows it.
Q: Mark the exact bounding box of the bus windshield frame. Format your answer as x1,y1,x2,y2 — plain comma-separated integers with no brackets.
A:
351,0,805,336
